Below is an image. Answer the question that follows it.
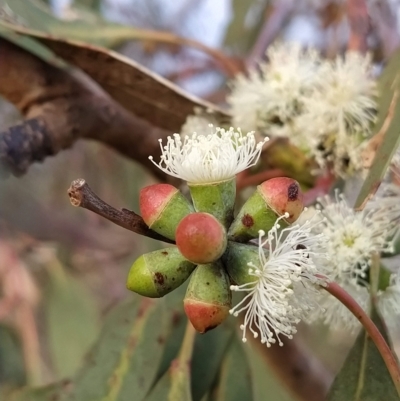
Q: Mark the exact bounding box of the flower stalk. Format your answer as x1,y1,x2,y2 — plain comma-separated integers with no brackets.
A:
322,279,400,396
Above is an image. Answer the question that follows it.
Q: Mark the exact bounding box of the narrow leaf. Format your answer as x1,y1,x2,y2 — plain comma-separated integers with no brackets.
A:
354,49,400,209
212,334,253,401
6,380,73,401
68,296,171,401
328,308,399,401
0,0,138,48
191,321,234,401
0,26,229,132
44,265,100,379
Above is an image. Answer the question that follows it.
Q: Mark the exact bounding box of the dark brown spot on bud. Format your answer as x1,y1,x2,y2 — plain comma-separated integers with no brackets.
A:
154,272,165,286
288,183,299,201
161,251,168,255
242,214,254,227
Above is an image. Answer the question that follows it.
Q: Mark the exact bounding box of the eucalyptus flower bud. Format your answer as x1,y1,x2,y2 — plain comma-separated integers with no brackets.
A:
189,179,236,228
184,262,231,333
140,184,193,240
222,241,260,285
228,177,304,242
176,212,227,264
126,247,195,298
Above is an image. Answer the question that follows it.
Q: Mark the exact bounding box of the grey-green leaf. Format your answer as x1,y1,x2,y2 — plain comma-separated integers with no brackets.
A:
67,297,169,401
212,334,253,401
354,49,400,209
328,308,399,401
191,320,234,401
45,266,100,379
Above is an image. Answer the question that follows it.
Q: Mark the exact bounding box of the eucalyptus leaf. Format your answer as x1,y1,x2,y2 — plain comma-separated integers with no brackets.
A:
67,297,170,401
0,0,135,48
0,324,25,387
211,334,253,401
354,49,400,209
0,28,229,133
191,320,234,401
0,25,64,66
328,308,399,401
44,265,100,379
8,296,175,401
6,380,73,401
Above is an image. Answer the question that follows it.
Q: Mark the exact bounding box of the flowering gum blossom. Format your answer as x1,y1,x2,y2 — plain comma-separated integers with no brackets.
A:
176,212,227,264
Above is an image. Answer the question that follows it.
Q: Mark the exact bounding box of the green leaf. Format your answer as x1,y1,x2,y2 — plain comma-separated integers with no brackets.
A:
354,49,400,209
6,380,73,401
245,342,295,401
328,308,399,401
6,286,188,401
211,334,253,401
0,0,137,48
191,321,234,401
0,25,65,66
0,324,26,387
68,297,170,401
44,265,100,379
143,371,171,401
145,317,235,401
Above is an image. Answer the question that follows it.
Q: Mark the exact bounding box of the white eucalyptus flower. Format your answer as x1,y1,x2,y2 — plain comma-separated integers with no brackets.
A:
315,191,394,283
180,108,219,138
304,191,397,331
366,182,400,239
305,279,370,333
227,71,266,132
229,213,327,347
228,43,377,177
228,42,322,134
296,51,377,176
149,126,268,184
303,52,377,138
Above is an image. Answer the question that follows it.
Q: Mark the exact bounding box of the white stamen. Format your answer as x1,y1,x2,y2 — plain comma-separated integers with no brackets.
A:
149,127,268,184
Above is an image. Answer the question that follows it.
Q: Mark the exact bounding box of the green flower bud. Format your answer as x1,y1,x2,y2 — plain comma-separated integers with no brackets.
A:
189,179,236,228
184,262,231,333
228,177,304,242
140,184,193,240
176,212,227,264
222,241,260,285
127,247,195,298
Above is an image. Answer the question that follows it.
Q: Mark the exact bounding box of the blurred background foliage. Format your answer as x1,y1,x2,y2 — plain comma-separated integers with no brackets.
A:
1,0,400,400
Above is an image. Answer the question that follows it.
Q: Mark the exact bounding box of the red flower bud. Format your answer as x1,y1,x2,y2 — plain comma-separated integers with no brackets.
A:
176,212,227,264
184,262,231,333
140,184,193,240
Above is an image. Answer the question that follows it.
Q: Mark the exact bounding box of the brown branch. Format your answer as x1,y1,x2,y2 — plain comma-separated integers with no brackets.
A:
246,1,295,70
67,178,174,244
346,0,370,52
0,38,173,180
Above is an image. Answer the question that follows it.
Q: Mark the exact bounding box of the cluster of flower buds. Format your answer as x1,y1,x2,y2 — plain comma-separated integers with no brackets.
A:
127,172,304,333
